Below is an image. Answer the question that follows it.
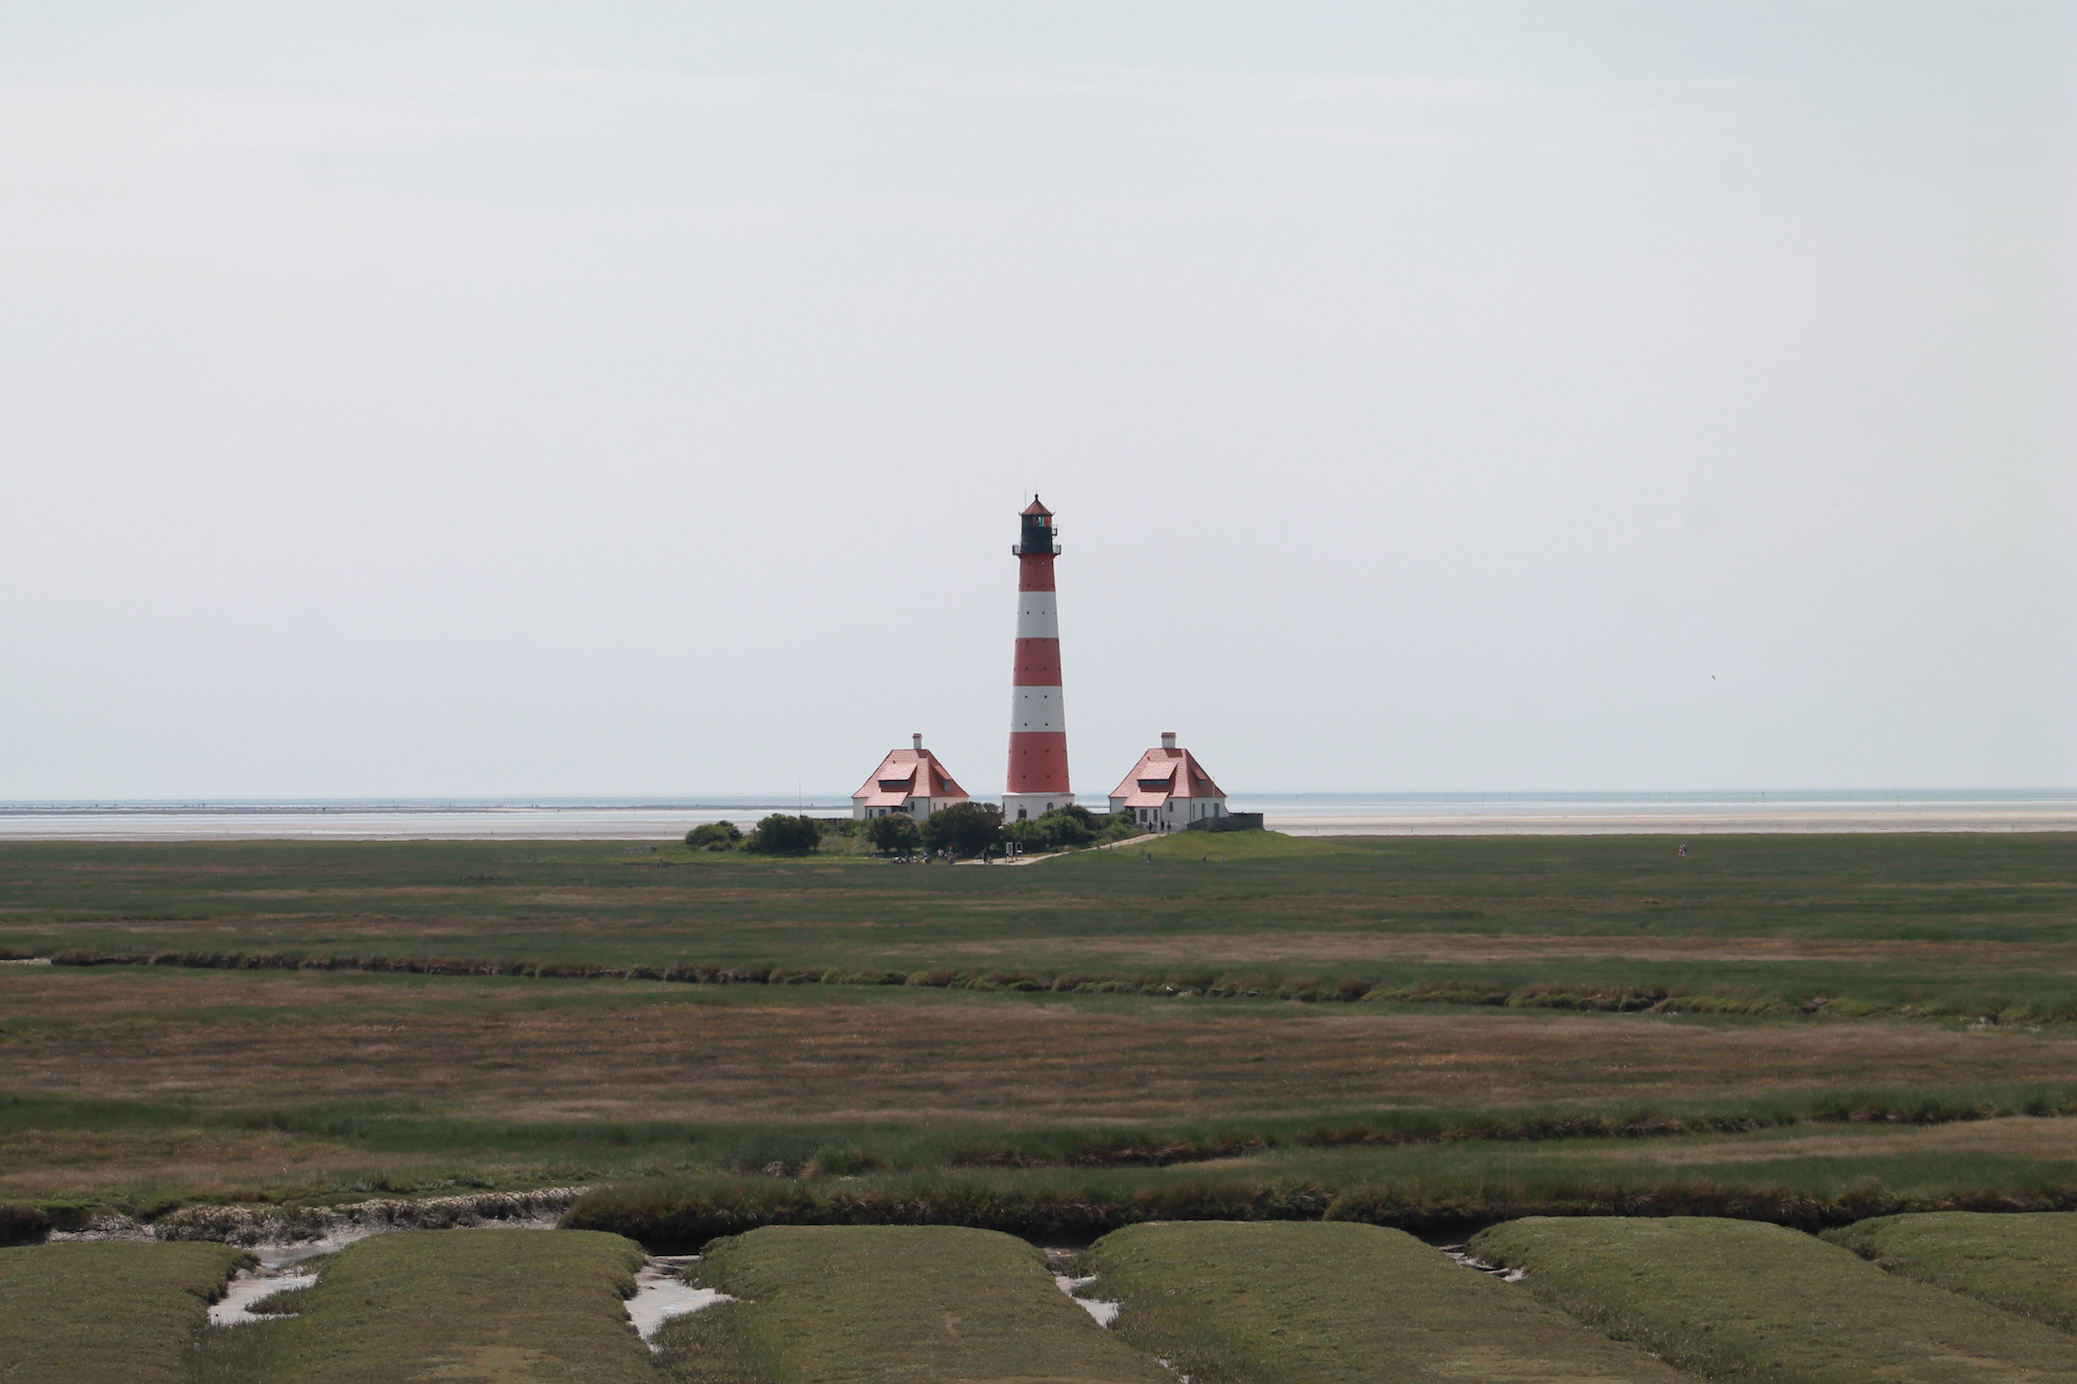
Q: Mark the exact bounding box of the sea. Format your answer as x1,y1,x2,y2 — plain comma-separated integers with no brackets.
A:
0,790,2072,839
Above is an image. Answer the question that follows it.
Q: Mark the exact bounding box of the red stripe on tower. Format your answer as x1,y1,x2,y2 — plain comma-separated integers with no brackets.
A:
1004,496,1073,821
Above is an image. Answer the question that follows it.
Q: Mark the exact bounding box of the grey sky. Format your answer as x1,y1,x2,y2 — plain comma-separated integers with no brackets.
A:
2,2,2071,798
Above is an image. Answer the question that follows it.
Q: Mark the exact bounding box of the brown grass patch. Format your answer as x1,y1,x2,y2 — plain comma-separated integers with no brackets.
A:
0,1125,364,1198
1566,1114,2077,1167
5,968,2077,1125
877,931,2077,969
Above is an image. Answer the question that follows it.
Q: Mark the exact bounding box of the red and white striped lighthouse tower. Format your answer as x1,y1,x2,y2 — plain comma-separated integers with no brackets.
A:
1004,497,1073,821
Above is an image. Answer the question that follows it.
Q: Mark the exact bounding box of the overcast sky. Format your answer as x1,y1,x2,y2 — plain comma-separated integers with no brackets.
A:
2,2,2072,799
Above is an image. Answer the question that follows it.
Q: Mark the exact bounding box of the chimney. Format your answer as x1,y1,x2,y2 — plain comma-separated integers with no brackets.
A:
1161,732,1177,751
913,733,924,753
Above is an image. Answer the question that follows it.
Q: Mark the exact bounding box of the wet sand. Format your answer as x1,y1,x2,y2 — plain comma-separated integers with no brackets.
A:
1271,808,2077,836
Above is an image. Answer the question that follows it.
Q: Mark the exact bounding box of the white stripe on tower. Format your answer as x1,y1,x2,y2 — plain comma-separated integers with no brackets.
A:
1009,686,1065,733
1015,592,1059,640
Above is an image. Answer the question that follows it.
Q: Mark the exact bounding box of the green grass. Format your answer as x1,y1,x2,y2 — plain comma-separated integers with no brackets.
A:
1136,830,1345,859
11,834,2077,1227
20,1081,2077,1241
6,833,2077,1020
186,1229,653,1384
26,1077,2074,1184
1468,1215,2077,1383
562,1109,2077,1249
1826,1211,2077,1332
0,1241,248,1384
1084,1221,1683,1383
666,1225,1168,1384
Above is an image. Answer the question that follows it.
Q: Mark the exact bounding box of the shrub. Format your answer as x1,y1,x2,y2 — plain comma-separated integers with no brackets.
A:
0,1202,52,1246
743,815,821,855
685,821,743,851
921,802,1003,857
1002,804,1140,852
866,812,921,854
1004,807,1083,852
1094,809,1143,843
1001,818,1049,852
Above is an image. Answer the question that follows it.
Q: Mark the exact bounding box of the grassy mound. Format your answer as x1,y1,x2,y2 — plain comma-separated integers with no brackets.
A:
664,1224,1167,1384
1085,1221,1683,1383
1470,1215,2077,1383
1827,1211,2077,1332
0,1241,247,1384
562,1169,1333,1249
193,1229,652,1384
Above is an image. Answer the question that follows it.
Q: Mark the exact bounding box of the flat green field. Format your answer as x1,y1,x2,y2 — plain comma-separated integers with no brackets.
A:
188,1228,653,1383
1085,1220,1682,1383
6,833,2077,1018
1469,1215,2077,1383
1827,1210,2077,1331
5,834,2077,1229
664,1224,1166,1384
0,1240,248,1384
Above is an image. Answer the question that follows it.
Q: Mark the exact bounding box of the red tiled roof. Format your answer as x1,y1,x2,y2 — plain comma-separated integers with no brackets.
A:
853,748,968,808
1108,745,1224,807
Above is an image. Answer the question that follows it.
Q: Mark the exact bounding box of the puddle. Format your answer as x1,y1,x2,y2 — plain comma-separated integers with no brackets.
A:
626,1255,732,1347
1439,1244,1525,1282
210,1265,321,1326
205,1226,399,1326
1052,1273,1121,1327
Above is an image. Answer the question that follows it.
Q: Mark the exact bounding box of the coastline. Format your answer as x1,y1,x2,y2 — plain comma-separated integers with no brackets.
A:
0,793,2072,840
1270,808,2077,836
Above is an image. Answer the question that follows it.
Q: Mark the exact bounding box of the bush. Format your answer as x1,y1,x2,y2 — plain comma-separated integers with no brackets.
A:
1004,807,1087,852
1003,805,1142,853
866,813,921,854
1041,805,1100,847
1094,809,1143,843
743,815,821,856
686,821,743,851
921,802,1004,857
0,1202,52,1246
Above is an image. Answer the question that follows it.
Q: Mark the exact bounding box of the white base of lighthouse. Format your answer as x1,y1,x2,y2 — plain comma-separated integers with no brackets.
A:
1002,792,1075,822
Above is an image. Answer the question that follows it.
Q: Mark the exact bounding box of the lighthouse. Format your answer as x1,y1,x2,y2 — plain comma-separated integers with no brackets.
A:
1004,497,1073,820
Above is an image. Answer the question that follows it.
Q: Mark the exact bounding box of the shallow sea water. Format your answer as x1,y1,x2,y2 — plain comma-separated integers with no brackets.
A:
2,790,2069,840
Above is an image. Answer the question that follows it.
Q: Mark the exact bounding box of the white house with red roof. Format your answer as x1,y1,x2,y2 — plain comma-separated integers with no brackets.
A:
1108,732,1230,832
852,734,971,820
